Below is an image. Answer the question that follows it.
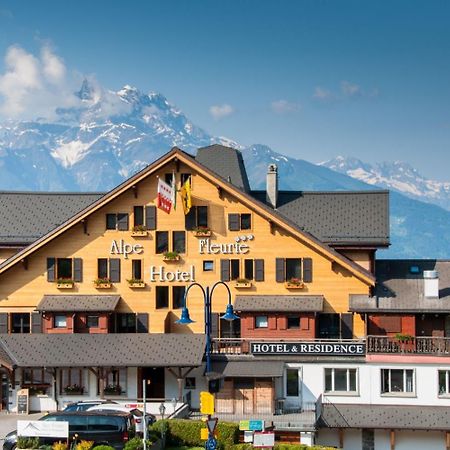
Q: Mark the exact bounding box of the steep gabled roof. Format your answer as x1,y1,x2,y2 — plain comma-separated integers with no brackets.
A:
0,148,374,285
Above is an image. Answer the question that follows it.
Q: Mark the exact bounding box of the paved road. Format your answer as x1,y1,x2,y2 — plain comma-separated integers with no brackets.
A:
0,413,43,446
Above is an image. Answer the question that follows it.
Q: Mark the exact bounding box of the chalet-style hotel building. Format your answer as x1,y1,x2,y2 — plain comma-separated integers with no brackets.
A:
0,145,450,450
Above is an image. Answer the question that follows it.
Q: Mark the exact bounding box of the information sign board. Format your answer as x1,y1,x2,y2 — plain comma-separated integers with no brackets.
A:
253,432,275,448
18,420,69,438
17,389,29,415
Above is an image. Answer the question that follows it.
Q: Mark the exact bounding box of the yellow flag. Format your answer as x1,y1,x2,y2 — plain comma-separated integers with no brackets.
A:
179,178,192,215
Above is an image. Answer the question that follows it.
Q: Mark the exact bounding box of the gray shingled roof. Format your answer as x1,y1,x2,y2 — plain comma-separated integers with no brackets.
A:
235,295,324,312
252,190,390,246
0,192,103,245
36,295,121,312
196,144,251,193
318,403,450,431
350,259,450,312
212,360,285,377
0,334,206,368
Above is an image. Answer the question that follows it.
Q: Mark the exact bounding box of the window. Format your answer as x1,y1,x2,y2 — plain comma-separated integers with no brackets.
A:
325,368,357,394
185,377,196,390
381,369,414,394
287,316,300,329
156,286,169,309
318,314,341,339
87,315,99,328
230,259,240,280
98,258,108,279
255,316,268,328
173,286,186,309
221,259,265,282
286,369,299,397
60,368,84,394
173,231,186,254
22,368,51,386
106,214,117,230
276,257,313,283
203,261,214,271
156,231,169,254
185,206,208,230
57,258,72,279
105,213,129,231
132,260,142,280
244,259,254,280
439,370,450,396
101,368,127,395
286,258,301,280
133,206,144,227
11,313,30,333
228,213,252,231
54,315,67,328
97,258,120,282
181,173,191,185
47,258,82,282
111,313,136,333
220,316,241,338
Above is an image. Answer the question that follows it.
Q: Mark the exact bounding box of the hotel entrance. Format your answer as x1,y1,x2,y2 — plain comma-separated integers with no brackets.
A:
140,367,165,399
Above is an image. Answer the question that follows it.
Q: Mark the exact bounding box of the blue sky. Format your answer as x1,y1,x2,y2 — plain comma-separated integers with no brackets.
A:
1,0,450,179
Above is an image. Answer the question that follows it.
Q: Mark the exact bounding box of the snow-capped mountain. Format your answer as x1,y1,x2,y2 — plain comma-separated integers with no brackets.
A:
320,156,450,211
1,80,450,259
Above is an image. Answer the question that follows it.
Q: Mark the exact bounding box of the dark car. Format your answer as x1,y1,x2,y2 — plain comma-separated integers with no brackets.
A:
3,410,135,450
63,400,119,412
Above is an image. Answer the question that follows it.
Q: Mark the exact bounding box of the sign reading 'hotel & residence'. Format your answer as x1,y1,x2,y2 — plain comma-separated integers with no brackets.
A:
251,342,366,356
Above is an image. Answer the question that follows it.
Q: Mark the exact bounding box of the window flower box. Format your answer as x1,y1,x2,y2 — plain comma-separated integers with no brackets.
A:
64,384,84,395
127,279,146,288
131,226,148,237
193,227,211,237
163,251,181,262
56,279,74,289
94,278,112,289
235,279,252,288
103,384,122,395
285,278,305,289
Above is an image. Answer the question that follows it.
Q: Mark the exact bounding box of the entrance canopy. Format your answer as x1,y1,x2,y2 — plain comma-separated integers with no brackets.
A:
0,333,206,370
36,295,121,312
212,359,285,378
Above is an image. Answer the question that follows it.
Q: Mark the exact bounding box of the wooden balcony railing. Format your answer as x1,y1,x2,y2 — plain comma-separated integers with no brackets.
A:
367,335,450,355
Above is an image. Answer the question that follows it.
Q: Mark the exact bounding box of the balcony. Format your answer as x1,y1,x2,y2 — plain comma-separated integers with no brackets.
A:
367,335,450,355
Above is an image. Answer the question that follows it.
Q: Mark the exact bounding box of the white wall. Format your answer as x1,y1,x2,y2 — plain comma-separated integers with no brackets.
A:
164,366,207,409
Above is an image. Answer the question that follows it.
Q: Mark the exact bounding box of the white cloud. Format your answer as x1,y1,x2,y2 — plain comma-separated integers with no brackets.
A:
313,86,335,101
209,104,234,120
341,80,361,97
313,81,378,103
0,44,81,119
271,99,300,114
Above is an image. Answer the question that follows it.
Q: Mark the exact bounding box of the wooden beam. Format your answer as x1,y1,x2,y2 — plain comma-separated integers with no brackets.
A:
390,430,395,450
269,220,275,234
446,431,450,450
20,258,28,270
81,219,88,234
175,158,180,173
217,186,223,199
338,429,344,448
132,185,138,198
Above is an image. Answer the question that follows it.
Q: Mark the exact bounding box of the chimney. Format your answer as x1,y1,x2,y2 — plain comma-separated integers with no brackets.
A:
424,270,439,298
266,164,278,209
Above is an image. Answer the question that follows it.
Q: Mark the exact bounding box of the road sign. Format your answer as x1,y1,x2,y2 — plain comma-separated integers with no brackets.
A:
205,437,217,450
239,420,249,431
200,391,215,415
206,418,218,434
253,432,275,448
201,428,209,440
249,420,265,431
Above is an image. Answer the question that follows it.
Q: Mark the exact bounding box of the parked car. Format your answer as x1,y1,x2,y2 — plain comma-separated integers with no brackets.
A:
3,410,135,450
87,404,156,435
63,399,118,412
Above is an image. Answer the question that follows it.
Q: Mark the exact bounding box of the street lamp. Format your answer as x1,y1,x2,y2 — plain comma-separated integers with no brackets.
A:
176,281,239,374
159,402,166,419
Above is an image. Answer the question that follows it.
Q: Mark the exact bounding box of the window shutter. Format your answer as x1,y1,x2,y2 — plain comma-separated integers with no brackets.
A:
228,214,240,231
145,206,157,230
255,259,265,282
300,316,310,331
247,316,254,330
109,258,121,283
0,313,8,333
31,312,42,333
279,316,287,330
340,313,353,339
117,213,129,231
210,313,219,338
47,257,56,282
269,316,277,330
275,258,285,283
303,258,313,283
73,258,83,282
220,259,230,282
185,207,197,230
137,313,149,333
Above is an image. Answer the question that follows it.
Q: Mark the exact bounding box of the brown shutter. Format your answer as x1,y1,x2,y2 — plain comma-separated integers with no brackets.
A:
47,257,56,282
275,258,285,282
228,214,240,231
210,313,219,338
247,316,254,330
0,313,8,333
303,258,313,283
117,213,129,231
145,206,157,230
300,316,310,331
340,313,354,339
185,207,197,230
279,316,287,330
269,316,277,330
109,258,121,283
220,259,230,282
137,313,149,333
73,258,83,282
255,259,265,282
31,312,42,333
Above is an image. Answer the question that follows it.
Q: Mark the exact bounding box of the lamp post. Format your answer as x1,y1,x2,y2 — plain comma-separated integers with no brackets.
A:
176,281,239,375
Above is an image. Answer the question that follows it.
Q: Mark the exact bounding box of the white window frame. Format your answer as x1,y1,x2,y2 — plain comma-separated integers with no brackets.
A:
54,315,67,328
324,368,359,396
255,316,268,329
380,368,415,397
438,370,450,397
284,365,302,399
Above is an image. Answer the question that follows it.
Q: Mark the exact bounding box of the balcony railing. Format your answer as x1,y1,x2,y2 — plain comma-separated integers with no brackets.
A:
367,335,450,355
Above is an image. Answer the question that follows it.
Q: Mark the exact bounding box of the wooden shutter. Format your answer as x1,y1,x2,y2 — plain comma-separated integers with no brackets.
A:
303,258,313,283
228,213,240,231
255,259,265,282
117,213,129,231
220,259,230,282
247,316,254,330
340,313,354,339
275,258,285,282
210,313,219,338
185,207,196,230
73,258,83,282
109,258,121,283
0,313,8,333
145,206,157,230
31,312,42,333
47,257,56,282
137,313,149,333
300,316,310,331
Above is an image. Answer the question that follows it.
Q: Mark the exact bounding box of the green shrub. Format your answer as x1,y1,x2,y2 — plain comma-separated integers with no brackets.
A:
231,444,253,450
216,422,240,449
150,419,169,438
91,446,115,450
123,437,155,450
17,437,40,449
